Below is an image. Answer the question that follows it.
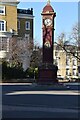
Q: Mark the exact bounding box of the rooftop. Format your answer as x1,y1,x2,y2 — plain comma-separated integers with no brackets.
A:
17,8,33,15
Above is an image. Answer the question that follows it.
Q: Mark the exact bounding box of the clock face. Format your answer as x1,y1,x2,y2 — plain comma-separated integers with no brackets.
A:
44,40,51,48
44,18,52,26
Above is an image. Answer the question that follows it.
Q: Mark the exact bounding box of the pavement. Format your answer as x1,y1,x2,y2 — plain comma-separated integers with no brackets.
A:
1,82,80,90
1,82,80,119
5,90,79,96
0,81,80,85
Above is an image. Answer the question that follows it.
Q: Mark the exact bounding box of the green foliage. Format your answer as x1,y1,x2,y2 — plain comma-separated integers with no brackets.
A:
26,67,38,79
2,61,26,80
2,61,39,80
26,67,34,78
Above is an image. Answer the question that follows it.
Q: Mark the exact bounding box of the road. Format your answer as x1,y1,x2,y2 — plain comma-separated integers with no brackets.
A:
0,82,80,119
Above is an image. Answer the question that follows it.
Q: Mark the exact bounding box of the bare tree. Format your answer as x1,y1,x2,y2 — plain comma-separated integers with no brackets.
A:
8,36,33,70
30,45,42,68
55,23,80,61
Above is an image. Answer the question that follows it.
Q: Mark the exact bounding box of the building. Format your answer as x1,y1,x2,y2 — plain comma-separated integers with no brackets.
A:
0,0,34,70
54,44,79,81
17,8,33,39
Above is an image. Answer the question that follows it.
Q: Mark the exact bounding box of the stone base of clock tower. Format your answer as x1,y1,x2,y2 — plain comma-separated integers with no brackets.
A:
37,63,58,84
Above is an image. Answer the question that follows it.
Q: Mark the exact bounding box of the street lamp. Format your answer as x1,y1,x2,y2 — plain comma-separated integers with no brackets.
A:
34,70,35,80
34,68,38,80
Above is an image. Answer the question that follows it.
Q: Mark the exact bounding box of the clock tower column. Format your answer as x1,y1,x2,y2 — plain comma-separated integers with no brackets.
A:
38,1,58,83
42,3,56,63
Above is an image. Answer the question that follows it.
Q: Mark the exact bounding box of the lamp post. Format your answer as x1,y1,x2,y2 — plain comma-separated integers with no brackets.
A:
34,69,35,80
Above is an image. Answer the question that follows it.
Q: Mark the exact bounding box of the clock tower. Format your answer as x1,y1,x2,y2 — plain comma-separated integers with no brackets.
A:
42,0,56,63
38,0,58,83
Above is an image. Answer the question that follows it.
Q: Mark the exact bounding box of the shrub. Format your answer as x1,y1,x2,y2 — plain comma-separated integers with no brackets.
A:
25,67,38,79
2,61,26,80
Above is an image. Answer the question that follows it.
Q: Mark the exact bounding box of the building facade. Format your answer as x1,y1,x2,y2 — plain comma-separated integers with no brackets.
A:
0,0,34,70
54,45,79,81
0,1,18,37
17,8,33,39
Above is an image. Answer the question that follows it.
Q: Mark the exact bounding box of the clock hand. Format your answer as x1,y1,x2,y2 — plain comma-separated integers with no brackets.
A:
47,22,48,24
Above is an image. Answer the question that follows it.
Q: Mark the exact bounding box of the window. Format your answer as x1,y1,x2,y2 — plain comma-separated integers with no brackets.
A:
0,20,6,31
17,20,20,29
55,52,58,57
66,69,69,76
25,21,30,30
73,69,76,76
66,58,70,66
78,66,80,74
0,38,8,51
0,6,5,15
25,34,30,41
0,38,2,50
73,58,76,66
7,38,9,52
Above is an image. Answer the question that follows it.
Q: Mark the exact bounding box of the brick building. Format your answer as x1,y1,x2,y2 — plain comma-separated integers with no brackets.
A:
0,0,34,70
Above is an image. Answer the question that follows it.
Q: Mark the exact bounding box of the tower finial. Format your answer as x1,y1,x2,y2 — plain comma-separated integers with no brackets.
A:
47,0,50,4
